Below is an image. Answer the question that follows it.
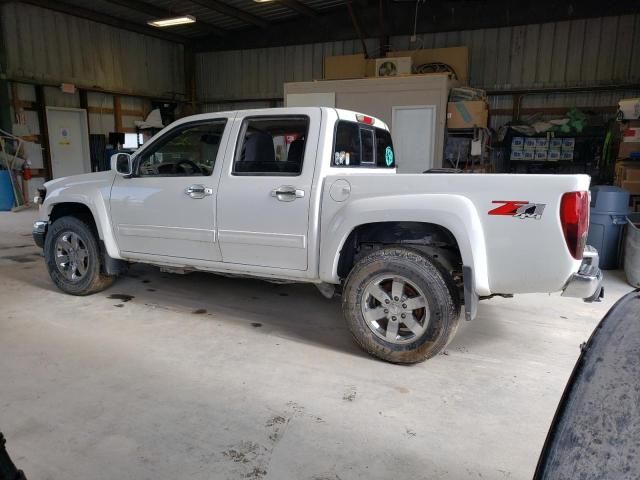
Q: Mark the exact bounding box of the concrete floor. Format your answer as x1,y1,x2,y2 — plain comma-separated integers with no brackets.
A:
0,208,634,480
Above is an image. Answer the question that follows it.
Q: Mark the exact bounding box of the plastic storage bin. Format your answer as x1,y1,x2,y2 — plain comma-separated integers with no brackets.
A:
624,213,640,287
0,170,15,211
587,186,630,269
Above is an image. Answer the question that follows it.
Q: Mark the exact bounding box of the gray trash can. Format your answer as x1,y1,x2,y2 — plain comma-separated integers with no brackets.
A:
624,213,640,287
587,186,630,269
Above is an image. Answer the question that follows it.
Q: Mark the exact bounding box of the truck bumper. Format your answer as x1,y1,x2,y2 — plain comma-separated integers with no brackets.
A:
561,246,604,302
32,220,48,249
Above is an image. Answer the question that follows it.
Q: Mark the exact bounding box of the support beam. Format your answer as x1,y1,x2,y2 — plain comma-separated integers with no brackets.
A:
0,7,11,133
345,1,369,58
189,0,268,29
104,0,226,37
195,0,640,52
276,0,317,18
16,0,188,43
113,96,122,133
34,85,52,181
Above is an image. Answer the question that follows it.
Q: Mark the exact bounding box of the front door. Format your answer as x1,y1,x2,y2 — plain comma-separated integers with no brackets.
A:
46,107,91,178
217,110,320,271
110,117,231,262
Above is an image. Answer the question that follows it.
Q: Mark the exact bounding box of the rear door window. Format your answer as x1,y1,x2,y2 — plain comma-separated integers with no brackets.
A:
233,116,309,176
332,120,395,168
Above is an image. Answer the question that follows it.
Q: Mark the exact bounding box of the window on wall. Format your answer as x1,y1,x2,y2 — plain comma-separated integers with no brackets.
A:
233,116,309,176
332,121,395,168
137,120,227,177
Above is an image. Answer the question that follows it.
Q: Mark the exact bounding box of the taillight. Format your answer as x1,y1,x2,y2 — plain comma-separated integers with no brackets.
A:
560,191,589,260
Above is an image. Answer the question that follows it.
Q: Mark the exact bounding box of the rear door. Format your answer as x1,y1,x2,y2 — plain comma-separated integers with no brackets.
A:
217,109,321,271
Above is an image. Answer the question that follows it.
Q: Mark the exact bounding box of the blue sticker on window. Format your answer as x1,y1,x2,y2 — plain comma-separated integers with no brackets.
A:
385,146,394,166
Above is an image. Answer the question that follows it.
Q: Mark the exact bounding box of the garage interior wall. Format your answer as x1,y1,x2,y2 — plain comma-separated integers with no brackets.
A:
196,13,640,127
1,1,181,188
1,2,184,98
1,1,182,136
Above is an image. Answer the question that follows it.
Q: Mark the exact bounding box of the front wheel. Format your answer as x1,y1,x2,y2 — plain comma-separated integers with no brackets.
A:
44,216,114,295
342,247,461,364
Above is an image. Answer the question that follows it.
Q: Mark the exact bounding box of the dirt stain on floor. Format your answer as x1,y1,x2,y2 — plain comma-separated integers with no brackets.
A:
250,322,262,328
192,308,207,314
107,294,134,303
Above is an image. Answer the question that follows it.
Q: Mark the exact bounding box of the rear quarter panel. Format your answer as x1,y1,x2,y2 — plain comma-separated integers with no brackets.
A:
319,173,590,295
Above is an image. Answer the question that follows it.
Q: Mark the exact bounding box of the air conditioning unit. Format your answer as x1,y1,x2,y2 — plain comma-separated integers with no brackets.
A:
375,57,412,77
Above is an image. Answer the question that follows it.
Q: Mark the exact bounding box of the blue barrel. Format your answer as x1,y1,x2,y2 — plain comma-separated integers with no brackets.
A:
587,186,630,269
0,170,15,211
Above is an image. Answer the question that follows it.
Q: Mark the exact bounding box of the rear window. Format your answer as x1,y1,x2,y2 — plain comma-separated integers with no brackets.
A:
332,120,395,168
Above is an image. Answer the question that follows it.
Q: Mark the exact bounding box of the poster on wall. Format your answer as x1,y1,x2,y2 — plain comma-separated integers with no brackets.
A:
58,127,72,146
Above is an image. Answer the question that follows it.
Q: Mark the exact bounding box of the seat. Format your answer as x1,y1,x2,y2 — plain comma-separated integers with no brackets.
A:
236,131,276,173
281,138,305,173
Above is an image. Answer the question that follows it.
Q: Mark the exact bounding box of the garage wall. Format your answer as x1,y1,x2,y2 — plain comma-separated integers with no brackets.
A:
196,14,640,113
1,2,185,98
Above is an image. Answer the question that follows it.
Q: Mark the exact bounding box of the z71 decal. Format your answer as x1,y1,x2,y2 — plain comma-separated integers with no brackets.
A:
488,201,546,220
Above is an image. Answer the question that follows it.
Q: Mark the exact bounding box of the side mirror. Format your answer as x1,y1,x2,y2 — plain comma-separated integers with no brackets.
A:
111,153,132,176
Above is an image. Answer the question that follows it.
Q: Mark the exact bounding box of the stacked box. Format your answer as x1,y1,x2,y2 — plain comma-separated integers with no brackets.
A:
548,150,561,161
549,138,563,150
524,138,537,150
562,138,575,150
523,150,535,160
535,138,549,149
534,150,547,161
510,150,524,161
511,137,524,150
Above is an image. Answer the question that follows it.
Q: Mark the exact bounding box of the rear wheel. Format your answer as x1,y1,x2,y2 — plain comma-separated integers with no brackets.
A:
44,216,114,295
342,247,460,364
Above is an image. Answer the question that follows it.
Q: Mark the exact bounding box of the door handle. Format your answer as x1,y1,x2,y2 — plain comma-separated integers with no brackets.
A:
271,186,305,202
185,184,213,199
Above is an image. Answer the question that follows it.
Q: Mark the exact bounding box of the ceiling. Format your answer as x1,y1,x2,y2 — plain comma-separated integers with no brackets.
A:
10,0,640,52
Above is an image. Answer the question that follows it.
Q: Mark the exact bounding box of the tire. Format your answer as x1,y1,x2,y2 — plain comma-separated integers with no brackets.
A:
342,247,461,364
44,216,114,295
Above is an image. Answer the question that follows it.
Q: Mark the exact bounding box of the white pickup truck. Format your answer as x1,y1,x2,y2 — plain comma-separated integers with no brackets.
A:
33,108,603,363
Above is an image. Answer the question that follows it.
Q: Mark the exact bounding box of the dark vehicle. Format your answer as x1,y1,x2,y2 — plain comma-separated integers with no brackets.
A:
534,290,640,479
0,433,27,480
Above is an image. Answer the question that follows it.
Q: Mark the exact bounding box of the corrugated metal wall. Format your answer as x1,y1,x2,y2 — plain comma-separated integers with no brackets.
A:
197,14,640,113
1,2,185,98
196,38,378,103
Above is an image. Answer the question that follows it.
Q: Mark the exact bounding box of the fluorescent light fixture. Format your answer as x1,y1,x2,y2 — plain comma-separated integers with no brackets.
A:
253,0,274,3
148,15,196,27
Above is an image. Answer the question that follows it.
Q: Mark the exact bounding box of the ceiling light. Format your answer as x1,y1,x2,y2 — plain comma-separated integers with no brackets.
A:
253,0,274,3
148,15,196,28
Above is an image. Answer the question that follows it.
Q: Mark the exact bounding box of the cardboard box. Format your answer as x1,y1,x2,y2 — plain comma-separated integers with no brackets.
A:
561,151,574,161
622,127,640,143
447,101,488,129
524,138,537,150
324,54,367,80
510,150,524,161
562,138,575,150
536,138,549,149
511,137,524,150
622,181,640,195
548,150,561,161
614,161,640,186
523,150,535,161
618,141,640,159
549,138,563,149
627,169,640,181
534,150,547,161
